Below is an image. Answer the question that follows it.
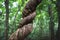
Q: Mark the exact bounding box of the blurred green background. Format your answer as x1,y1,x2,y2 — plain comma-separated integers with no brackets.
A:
0,0,58,40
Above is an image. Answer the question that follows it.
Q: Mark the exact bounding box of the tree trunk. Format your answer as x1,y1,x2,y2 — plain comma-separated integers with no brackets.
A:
48,4,54,40
18,0,42,28
5,0,9,40
9,0,42,40
56,0,60,40
22,0,42,18
9,11,36,40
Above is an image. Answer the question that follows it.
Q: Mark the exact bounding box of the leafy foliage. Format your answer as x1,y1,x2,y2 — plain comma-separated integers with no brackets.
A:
0,0,58,40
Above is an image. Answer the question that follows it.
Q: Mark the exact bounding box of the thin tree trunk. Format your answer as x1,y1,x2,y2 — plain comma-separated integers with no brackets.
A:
5,0,9,40
56,0,60,40
48,4,54,40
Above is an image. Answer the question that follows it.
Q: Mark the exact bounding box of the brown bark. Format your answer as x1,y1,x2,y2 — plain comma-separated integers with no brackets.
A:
9,11,36,40
18,0,42,28
18,12,36,28
9,24,33,40
9,0,42,40
22,0,42,18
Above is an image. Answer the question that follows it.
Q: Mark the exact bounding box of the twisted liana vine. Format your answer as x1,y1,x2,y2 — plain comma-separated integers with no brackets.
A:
9,0,42,40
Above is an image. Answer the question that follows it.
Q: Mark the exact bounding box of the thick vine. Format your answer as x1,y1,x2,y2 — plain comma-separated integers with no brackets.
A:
9,0,42,40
